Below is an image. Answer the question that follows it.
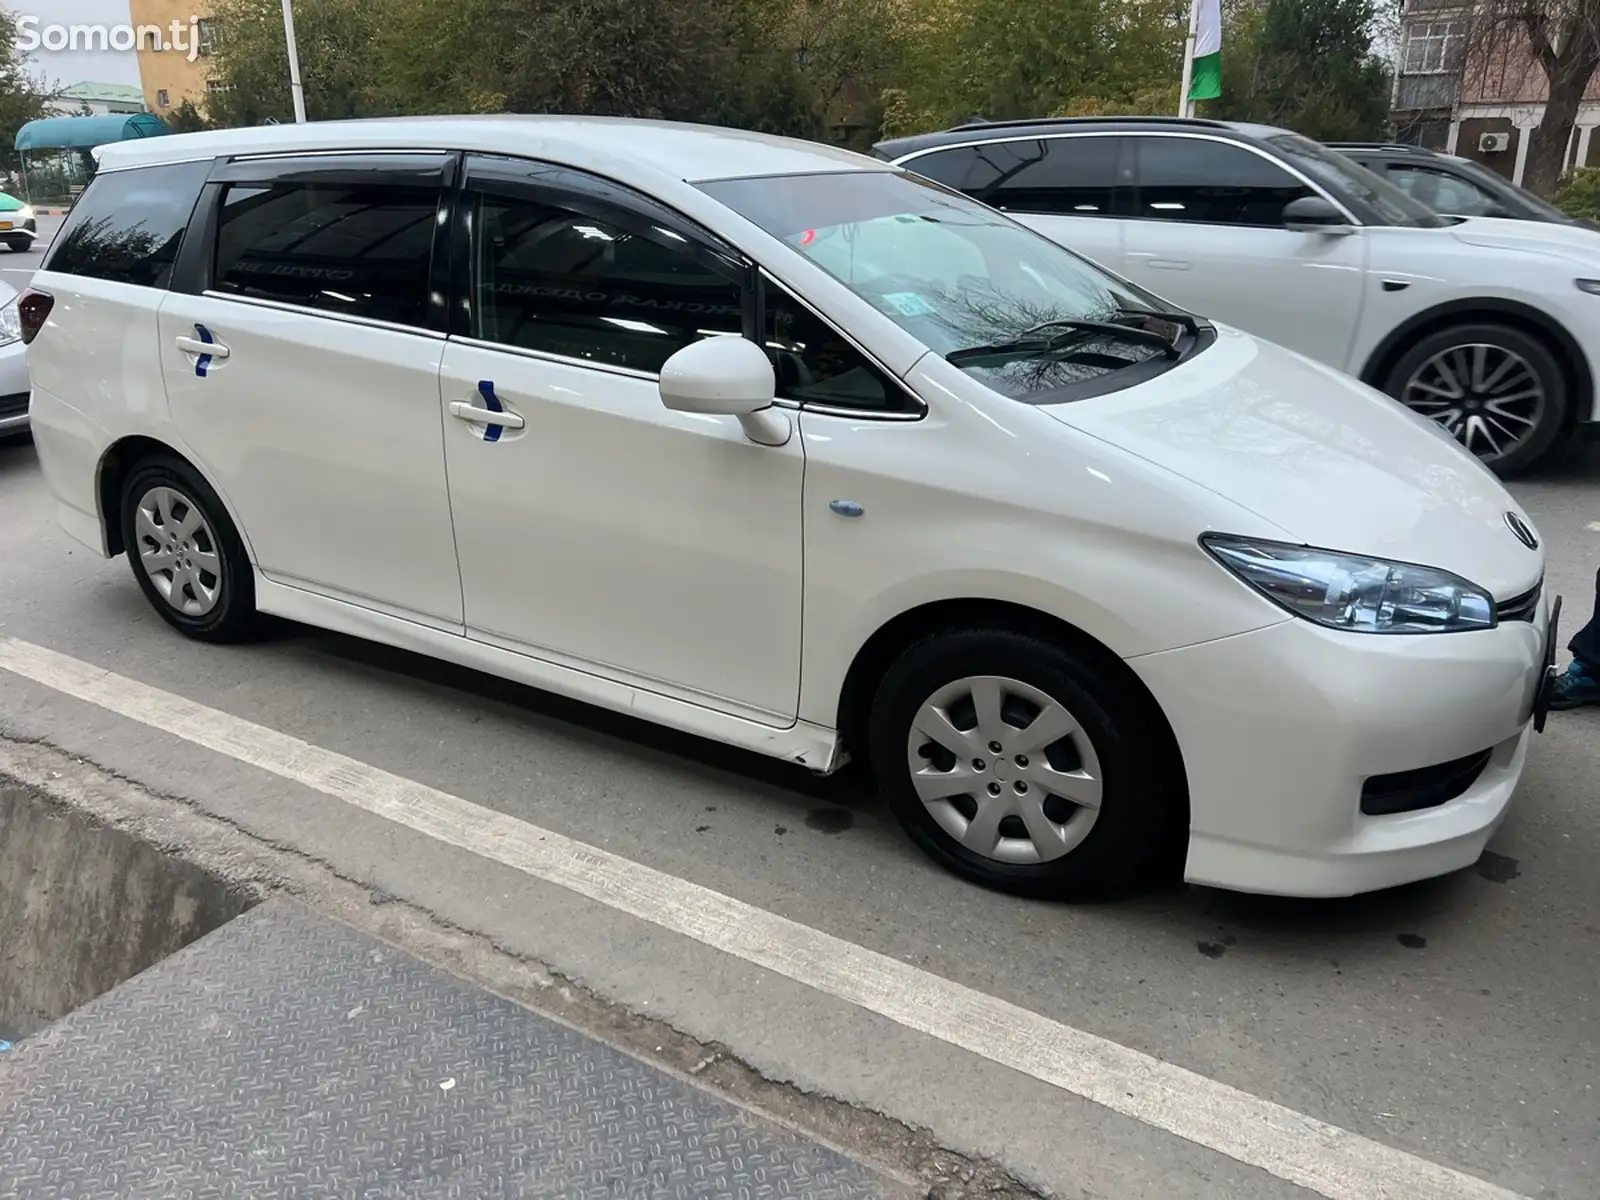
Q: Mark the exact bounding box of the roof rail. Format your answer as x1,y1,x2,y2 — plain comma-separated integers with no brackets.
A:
1324,141,1433,153
946,115,1233,133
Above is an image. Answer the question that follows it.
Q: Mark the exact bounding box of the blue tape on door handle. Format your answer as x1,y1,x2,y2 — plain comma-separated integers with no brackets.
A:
478,380,505,443
193,324,215,378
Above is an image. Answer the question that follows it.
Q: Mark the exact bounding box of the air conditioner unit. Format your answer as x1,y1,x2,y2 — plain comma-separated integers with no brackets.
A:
1479,132,1511,153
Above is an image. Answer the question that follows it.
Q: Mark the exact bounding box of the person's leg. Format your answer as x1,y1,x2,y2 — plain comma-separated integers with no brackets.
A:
1551,568,1600,710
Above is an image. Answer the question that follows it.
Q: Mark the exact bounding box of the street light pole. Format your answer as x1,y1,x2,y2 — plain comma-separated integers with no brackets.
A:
280,0,308,123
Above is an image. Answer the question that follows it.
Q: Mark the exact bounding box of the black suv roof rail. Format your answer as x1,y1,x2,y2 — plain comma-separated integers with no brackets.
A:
947,115,1234,133
1324,141,1435,153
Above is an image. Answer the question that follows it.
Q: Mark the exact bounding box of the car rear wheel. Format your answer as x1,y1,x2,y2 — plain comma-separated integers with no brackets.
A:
1384,322,1567,475
119,454,261,643
867,627,1182,899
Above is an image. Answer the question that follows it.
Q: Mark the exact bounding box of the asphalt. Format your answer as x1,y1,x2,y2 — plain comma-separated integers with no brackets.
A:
0,211,1596,1199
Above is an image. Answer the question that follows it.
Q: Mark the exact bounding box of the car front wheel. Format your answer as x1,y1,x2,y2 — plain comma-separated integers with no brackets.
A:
1384,322,1568,475
867,627,1182,899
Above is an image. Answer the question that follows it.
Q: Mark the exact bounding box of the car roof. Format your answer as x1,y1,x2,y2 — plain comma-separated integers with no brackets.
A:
94,115,891,184
873,116,1294,159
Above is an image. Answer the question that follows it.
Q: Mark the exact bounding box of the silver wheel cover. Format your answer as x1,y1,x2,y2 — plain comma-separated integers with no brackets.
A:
906,675,1103,865
134,485,223,617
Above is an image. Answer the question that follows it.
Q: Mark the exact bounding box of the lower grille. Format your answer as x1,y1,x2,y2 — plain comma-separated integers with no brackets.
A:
1496,581,1541,624
1361,749,1493,816
0,392,27,420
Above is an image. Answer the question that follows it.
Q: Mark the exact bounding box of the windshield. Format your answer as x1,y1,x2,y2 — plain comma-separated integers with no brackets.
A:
1452,156,1571,221
1266,134,1446,228
700,170,1188,400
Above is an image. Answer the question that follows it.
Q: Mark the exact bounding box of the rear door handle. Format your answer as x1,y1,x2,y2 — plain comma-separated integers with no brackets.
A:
175,335,229,356
1145,259,1191,271
175,325,228,378
449,401,525,430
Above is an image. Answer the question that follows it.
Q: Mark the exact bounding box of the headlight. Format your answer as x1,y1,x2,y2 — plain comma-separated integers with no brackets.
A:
15,205,31,222
1577,278,1600,295
0,298,22,347
1202,535,1494,634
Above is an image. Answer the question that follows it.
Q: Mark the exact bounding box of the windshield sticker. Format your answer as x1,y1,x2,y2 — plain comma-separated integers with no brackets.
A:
882,291,936,317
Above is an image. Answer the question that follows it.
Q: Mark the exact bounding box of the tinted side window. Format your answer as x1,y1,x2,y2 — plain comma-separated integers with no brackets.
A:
472,193,744,373
987,137,1119,215
908,139,1120,216
905,146,986,191
1135,138,1311,226
213,182,438,327
765,286,904,412
47,160,211,287
1387,165,1499,216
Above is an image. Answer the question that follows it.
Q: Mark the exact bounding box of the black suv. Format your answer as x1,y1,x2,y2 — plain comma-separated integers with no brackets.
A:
1325,142,1592,227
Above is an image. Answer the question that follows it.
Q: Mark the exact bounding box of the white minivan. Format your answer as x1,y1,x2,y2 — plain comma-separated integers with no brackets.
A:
22,116,1559,900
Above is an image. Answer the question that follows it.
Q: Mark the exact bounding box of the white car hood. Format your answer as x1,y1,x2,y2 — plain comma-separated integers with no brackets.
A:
1448,214,1600,265
1042,328,1545,601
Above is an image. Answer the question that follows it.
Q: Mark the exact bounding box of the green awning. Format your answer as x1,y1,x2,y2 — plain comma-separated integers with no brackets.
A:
15,113,171,152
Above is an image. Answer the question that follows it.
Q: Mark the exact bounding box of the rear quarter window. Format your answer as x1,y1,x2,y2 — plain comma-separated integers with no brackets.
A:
46,159,212,288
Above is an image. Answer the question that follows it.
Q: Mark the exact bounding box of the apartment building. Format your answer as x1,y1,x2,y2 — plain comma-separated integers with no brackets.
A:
127,1,222,117
1392,0,1600,185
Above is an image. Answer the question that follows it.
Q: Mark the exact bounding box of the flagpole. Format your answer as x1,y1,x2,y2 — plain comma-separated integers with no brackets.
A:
1178,0,1199,118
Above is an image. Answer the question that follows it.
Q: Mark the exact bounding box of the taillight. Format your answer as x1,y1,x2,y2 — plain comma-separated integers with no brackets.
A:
19,289,53,345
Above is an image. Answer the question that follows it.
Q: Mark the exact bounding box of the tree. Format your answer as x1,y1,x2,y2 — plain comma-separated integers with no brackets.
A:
164,100,212,134
0,10,51,180
1207,0,1392,141
207,0,378,125
894,0,1187,129
1465,2,1600,197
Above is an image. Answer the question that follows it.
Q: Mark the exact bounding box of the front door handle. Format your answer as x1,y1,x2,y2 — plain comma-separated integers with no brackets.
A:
450,401,525,430
1145,259,1192,271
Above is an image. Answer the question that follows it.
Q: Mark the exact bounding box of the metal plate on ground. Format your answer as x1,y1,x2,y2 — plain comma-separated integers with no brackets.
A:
0,901,901,1199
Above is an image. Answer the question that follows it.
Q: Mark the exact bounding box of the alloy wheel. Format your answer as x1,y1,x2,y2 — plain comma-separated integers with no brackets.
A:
905,674,1103,865
134,485,223,617
1399,342,1546,463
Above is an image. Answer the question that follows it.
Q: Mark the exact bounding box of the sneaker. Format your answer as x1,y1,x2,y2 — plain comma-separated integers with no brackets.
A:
1548,660,1600,710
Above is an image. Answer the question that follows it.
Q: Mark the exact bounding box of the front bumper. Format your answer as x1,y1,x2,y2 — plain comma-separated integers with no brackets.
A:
1130,603,1546,897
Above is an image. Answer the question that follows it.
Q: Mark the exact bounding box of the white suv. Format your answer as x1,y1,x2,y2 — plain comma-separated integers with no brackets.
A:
22,117,1557,900
877,116,1600,475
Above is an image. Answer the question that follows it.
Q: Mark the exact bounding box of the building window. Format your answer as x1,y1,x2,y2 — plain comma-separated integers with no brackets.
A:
206,79,229,95
196,18,220,57
156,89,170,108
1402,20,1465,74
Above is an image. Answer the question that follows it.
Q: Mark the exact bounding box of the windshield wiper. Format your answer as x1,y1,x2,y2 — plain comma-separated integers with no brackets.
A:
1112,307,1209,337
948,318,1180,366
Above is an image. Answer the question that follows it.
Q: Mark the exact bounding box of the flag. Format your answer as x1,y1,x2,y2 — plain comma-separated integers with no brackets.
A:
1189,0,1222,101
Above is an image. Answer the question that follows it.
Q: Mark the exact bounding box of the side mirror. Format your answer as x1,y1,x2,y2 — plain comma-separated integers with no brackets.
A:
659,336,791,446
1283,195,1353,235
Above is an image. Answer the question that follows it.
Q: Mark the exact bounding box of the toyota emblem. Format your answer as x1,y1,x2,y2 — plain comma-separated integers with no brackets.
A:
1504,511,1539,550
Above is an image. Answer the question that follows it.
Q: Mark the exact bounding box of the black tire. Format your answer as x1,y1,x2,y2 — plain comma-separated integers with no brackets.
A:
867,626,1183,900
5,237,29,253
1381,321,1568,477
118,453,260,643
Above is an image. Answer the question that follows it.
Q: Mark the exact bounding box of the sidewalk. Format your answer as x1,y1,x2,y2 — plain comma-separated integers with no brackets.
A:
0,901,914,1199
